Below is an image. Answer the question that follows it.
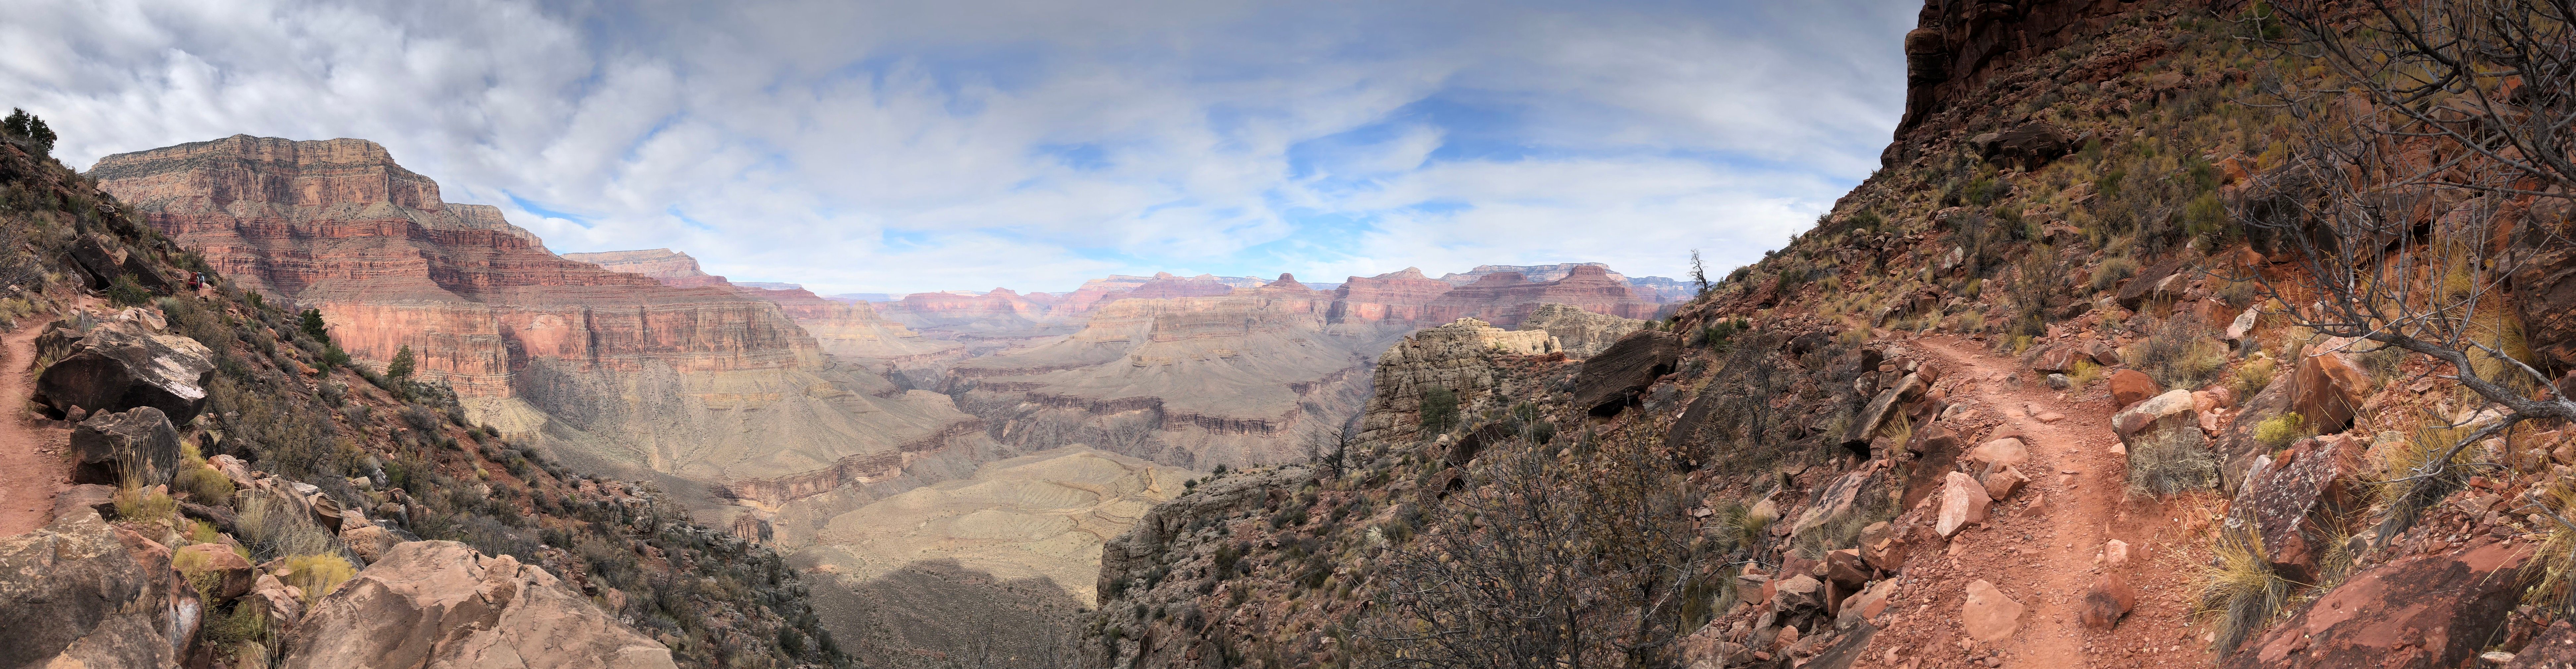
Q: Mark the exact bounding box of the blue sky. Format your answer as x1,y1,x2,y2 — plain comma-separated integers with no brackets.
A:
3,0,1918,295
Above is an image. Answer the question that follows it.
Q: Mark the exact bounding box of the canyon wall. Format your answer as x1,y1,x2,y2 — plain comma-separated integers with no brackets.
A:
568,248,958,364
89,135,989,514
1329,264,1661,329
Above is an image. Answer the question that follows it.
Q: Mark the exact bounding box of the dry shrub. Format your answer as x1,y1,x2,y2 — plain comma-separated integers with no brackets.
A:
2128,424,2220,497
2133,316,2229,390
114,483,176,524
2196,527,2290,654
279,554,356,605
235,492,337,562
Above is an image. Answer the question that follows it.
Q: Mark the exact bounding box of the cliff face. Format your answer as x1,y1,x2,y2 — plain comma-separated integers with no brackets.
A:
89,136,989,515
562,248,732,288
567,247,958,363
1327,267,1456,324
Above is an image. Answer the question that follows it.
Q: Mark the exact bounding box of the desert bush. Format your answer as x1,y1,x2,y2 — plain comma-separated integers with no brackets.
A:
2195,527,2290,654
1418,386,1458,435
235,492,338,562
2128,423,2220,496
2133,316,2229,390
2252,412,2309,452
113,483,176,524
2233,357,2278,397
176,464,235,506
279,554,355,605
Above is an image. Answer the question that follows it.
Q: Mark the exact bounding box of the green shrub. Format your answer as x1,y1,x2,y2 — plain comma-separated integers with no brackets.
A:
176,465,235,506
279,554,355,605
1418,386,1459,435
106,274,151,307
2253,412,2308,451
113,484,176,524
2234,357,2278,397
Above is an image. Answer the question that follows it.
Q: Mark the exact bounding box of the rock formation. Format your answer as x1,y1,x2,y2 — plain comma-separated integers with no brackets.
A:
0,508,203,669
89,136,993,518
1516,302,1647,357
1353,318,1558,443
281,541,678,669
561,248,731,288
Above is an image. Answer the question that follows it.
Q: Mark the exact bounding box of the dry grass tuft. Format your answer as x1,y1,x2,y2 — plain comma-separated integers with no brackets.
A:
2196,527,2291,654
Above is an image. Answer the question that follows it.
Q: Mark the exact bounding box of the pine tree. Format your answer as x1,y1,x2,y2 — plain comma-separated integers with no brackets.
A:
2,108,56,155
387,345,416,379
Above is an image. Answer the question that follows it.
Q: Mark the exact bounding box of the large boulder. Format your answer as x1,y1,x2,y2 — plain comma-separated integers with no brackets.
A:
1935,471,1990,537
2228,538,2533,668
2108,369,2159,410
2228,435,2368,583
1842,374,1925,452
2288,339,2373,434
0,509,203,668
2115,259,2189,311
1572,330,1681,416
68,406,183,487
1973,123,2075,168
174,542,256,602
34,319,217,423
281,540,675,669
2513,217,2576,375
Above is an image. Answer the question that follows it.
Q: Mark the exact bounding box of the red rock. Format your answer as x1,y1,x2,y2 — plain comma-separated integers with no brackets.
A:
2078,574,2138,630
2289,340,2373,433
2082,339,2121,366
1771,574,1825,613
2112,389,2195,438
2109,369,2159,409
1825,549,1872,589
174,542,254,602
1960,579,2023,642
1572,330,1682,416
1965,437,2029,470
2099,539,2131,566
1981,464,2028,500
2033,346,2080,373
1936,471,1991,537
2230,435,2367,583
2228,538,2534,668
2506,621,2576,668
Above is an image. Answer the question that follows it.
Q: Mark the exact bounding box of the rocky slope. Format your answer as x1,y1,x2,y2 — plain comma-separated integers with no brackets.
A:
1329,264,1663,328
0,126,841,668
1081,1,2576,667
86,138,995,524
569,248,959,367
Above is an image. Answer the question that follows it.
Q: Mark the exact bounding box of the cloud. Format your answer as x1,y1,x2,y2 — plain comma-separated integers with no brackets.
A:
0,0,1916,294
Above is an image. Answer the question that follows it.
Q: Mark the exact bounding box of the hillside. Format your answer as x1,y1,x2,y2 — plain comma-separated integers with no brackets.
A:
0,115,841,668
1080,1,2576,668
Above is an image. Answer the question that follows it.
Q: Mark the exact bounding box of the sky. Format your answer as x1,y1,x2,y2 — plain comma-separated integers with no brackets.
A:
1,0,1919,295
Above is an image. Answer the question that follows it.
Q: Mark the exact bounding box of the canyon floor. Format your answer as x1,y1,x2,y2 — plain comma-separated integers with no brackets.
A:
1859,335,2216,669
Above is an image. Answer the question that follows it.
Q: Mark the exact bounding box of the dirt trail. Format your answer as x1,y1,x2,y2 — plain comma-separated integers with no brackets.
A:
0,315,69,538
1860,335,2213,669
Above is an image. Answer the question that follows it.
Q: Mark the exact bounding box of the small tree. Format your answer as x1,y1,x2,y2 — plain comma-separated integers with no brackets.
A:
2,108,55,155
386,345,416,380
299,308,331,343
1689,249,1711,297
1418,386,1458,435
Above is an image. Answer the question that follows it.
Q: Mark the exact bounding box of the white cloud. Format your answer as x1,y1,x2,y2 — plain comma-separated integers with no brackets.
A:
0,0,1915,294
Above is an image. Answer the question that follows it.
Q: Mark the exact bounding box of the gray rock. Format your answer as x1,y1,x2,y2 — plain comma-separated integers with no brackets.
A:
1572,330,1682,416
0,508,202,668
68,406,182,487
35,319,217,423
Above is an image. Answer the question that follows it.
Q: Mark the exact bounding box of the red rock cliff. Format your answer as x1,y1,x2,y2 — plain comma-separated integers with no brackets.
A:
88,135,823,397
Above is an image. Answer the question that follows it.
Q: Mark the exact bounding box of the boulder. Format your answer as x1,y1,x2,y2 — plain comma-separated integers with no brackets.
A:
248,572,303,628
1960,579,2023,642
2079,574,2139,630
68,406,182,487
2228,538,2533,668
1981,464,2029,500
2289,340,2373,433
34,320,217,423
1935,471,1991,537
2116,260,2189,311
280,540,677,669
1964,437,2029,471
1843,375,1925,452
1771,574,1825,614
0,509,202,668
174,542,256,602
2033,346,2080,374
1824,549,1872,590
55,483,119,519
2108,369,2159,410
340,524,400,563
2112,389,2197,438
1978,123,2075,168
66,233,130,290
2229,435,2367,583
2214,370,2298,495
1790,465,1890,539
1910,423,1960,455
2225,306,2261,344
1572,330,1681,416
1838,578,1900,627
2081,339,2121,366
1734,573,1772,607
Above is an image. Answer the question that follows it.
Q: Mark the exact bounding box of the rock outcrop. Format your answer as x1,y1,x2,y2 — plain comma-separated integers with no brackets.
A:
2229,434,2366,583
1572,329,1681,416
561,248,732,288
0,509,202,669
281,540,677,669
2229,538,2533,668
1515,302,1647,357
33,317,216,423
1355,318,1559,443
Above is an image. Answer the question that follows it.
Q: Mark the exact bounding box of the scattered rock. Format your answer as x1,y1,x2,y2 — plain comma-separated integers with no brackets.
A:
2225,306,2260,344
1791,466,1890,539
1965,437,2029,471
2033,347,2080,373
280,540,678,669
2112,389,2196,438
1825,549,1872,590
1936,472,1991,537
1839,579,1900,627
55,483,119,520
1844,375,1925,453
2109,369,2159,409
2506,621,2576,668
2116,260,2188,311
2047,373,2071,389
1771,574,1825,614
340,524,399,564
2230,538,2533,668
1960,579,2023,642
248,572,304,629
68,406,182,487
2099,539,2131,566
2035,411,2066,423
2079,574,2139,630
